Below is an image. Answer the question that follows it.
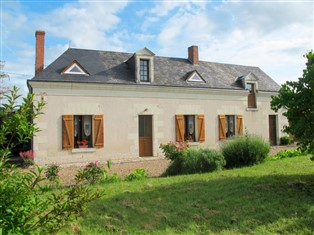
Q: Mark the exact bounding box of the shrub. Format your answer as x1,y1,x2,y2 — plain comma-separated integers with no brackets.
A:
160,141,189,161
19,150,34,168
125,168,148,181
45,163,61,187
161,142,225,176
160,142,190,176
182,148,225,174
221,134,270,168
270,149,305,160
280,136,294,145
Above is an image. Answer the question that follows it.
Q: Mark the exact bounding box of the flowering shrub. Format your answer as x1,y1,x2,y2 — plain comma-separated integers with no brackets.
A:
19,150,34,168
45,164,61,187
160,141,190,161
75,160,112,184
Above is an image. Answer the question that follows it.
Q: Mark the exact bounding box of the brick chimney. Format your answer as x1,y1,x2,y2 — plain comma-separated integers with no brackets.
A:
188,45,198,65
35,30,45,75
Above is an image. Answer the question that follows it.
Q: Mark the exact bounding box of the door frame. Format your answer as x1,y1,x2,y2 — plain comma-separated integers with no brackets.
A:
138,115,153,157
269,115,277,145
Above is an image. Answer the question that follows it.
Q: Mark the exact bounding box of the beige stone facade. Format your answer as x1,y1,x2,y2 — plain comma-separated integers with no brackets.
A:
29,81,287,166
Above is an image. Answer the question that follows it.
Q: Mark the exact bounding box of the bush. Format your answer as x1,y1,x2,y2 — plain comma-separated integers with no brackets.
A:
125,168,148,181
280,136,294,145
160,142,225,176
221,134,270,168
75,160,111,185
45,163,61,187
182,148,225,174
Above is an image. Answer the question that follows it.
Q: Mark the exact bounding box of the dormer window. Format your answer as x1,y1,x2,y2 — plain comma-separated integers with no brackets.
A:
247,83,257,108
236,72,258,109
129,48,154,84
186,70,205,83
62,60,89,75
140,59,149,82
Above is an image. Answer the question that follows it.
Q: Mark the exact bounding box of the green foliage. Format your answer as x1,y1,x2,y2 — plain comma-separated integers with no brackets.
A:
280,136,294,145
160,141,189,161
19,150,34,168
0,87,104,234
0,86,45,162
181,148,225,174
45,163,61,187
125,168,148,181
75,160,112,185
270,149,305,160
161,142,225,176
271,50,314,158
0,164,104,234
221,134,270,168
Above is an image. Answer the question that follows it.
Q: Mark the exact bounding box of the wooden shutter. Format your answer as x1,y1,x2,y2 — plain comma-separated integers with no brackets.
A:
93,115,104,148
218,115,226,141
197,114,205,142
237,115,243,136
62,115,74,149
175,115,184,142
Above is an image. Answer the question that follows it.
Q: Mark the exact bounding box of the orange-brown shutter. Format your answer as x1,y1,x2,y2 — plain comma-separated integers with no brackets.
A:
237,115,243,136
62,115,74,149
197,114,205,142
218,115,226,141
93,115,104,148
175,115,184,142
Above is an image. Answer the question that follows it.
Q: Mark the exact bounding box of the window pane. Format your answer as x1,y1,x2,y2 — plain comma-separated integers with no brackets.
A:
145,116,152,136
139,116,144,137
184,115,195,141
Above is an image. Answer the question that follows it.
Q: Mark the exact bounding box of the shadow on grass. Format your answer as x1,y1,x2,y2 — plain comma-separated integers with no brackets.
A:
77,173,314,234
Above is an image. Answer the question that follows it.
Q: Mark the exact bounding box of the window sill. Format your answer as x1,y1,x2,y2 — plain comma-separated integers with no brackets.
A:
71,148,96,153
246,108,258,112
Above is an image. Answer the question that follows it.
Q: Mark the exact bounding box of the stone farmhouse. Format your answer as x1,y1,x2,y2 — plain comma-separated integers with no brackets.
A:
28,31,287,165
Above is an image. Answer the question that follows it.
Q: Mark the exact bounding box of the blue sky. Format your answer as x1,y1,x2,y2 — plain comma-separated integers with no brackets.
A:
1,0,313,96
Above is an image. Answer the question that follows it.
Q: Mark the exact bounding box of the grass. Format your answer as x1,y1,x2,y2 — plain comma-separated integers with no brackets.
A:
59,156,314,234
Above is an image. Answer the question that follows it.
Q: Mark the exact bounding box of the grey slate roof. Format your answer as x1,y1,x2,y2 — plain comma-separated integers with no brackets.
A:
31,48,280,92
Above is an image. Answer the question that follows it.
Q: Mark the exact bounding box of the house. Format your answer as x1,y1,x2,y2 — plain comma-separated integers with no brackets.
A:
28,31,287,166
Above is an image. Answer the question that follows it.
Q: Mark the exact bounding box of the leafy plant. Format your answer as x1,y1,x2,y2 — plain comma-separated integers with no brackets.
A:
19,150,34,168
160,141,190,161
75,160,112,184
280,136,294,145
221,134,270,168
0,86,45,162
184,148,225,174
125,168,148,181
270,149,305,160
45,163,61,187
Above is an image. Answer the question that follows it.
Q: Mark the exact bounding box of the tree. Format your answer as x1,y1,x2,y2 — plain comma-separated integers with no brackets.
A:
0,86,45,162
271,51,314,158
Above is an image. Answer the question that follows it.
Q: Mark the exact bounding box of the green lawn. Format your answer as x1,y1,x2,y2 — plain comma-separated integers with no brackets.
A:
59,156,314,234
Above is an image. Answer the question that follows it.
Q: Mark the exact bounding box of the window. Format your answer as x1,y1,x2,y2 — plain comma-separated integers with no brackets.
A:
140,59,149,82
62,60,89,75
62,115,104,149
225,115,235,138
218,115,243,141
247,83,257,108
175,114,205,142
186,71,205,83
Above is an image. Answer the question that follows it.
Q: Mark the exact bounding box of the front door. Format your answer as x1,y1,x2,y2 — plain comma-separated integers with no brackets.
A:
269,115,277,145
139,115,153,157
